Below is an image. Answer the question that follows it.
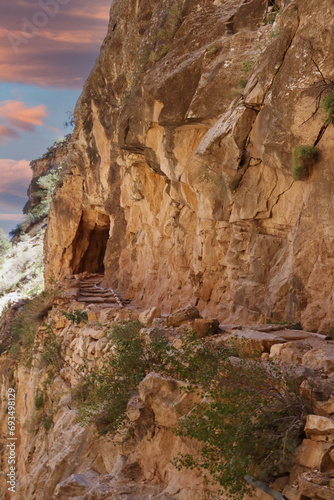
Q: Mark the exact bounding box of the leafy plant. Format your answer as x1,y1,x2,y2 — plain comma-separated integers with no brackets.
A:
170,338,311,499
206,44,219,55
238,79,248,89
33,170,61,219
34,389,45,410
42,412,54,430
292,145,318,180
160,43,170,58
73,320,169,435
264,6,281,25
63,309,88,325
9,292,52,366
38,324,63,370
73,327,310,498
321,91,334,124
241,59,256,73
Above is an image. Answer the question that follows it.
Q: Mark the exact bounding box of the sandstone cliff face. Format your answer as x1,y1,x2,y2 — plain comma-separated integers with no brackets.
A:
45,0,334,332
24,136,70,214
1,297,334,500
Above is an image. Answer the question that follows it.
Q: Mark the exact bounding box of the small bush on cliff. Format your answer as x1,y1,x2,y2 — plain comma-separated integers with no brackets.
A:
74,326,310,498
9,292,52,366
172,344,310,499
292,145,318,180
38,324,63,370
73,320,169,435
64,309,88,325
321,91,334,124
33,170,61,219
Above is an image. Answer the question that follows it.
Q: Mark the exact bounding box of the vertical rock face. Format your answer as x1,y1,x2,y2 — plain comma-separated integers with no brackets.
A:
45,0,334,331
24,136,70,214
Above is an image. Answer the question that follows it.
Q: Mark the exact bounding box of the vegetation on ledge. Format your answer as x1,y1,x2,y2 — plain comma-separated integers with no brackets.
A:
72,321,311,499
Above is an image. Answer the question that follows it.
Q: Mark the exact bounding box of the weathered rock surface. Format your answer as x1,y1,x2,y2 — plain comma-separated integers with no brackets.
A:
45,0,334,332
24,136,70,214
1,297,334,500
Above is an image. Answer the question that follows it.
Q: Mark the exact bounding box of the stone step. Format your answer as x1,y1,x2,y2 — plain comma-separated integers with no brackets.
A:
79,291,116,298
77,296,117,303
79,287,105,293
80,279,102,282
80,281,103,287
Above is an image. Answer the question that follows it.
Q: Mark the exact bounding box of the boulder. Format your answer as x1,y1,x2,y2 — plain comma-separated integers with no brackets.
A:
138,307,161,327
299,473,334,500
305,415,334,438
295,439,334,469
139,372,201,427
282,485,301,500
270,341,310,364
187,318,220,337
302,349,334,374
53,471,98,499
166,306,201,327
224,330,286,354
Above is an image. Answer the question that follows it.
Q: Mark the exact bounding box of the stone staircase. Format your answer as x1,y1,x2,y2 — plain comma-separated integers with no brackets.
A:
77,274,128,308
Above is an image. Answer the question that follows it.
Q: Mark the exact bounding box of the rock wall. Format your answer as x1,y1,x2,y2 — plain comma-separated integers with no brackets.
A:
1,297,334,500
45,0,334,332
24,136,71,214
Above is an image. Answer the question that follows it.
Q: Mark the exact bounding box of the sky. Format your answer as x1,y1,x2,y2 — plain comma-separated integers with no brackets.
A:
0,0,112,234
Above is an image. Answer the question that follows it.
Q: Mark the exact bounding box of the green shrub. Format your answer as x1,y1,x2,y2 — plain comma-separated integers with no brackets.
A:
9,224,24,239
173,345,310,499
238,79,248,89
73,320,169,435
74,327,310,497
38,325,63,370
9,292,52,366
321,92,334,124
34,389,45,410
264,7,281,25
292,145,318,180
160,43,170,58
241,59,256,73
32,170,61,219
207,44,219,55
64,309,88,324
42,413,53,430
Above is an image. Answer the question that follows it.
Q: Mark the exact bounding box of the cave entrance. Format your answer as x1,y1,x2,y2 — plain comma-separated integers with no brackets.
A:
71,210,110,274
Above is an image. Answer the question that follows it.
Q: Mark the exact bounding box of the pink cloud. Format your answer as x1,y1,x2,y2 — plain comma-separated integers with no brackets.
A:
0,100,48,132
0,213,24,221
0,125,19,143
48,125,61,134
0,0,111,88
0,159,31,197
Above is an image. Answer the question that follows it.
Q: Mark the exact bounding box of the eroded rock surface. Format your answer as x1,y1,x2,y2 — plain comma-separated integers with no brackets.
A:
45,0,334,332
